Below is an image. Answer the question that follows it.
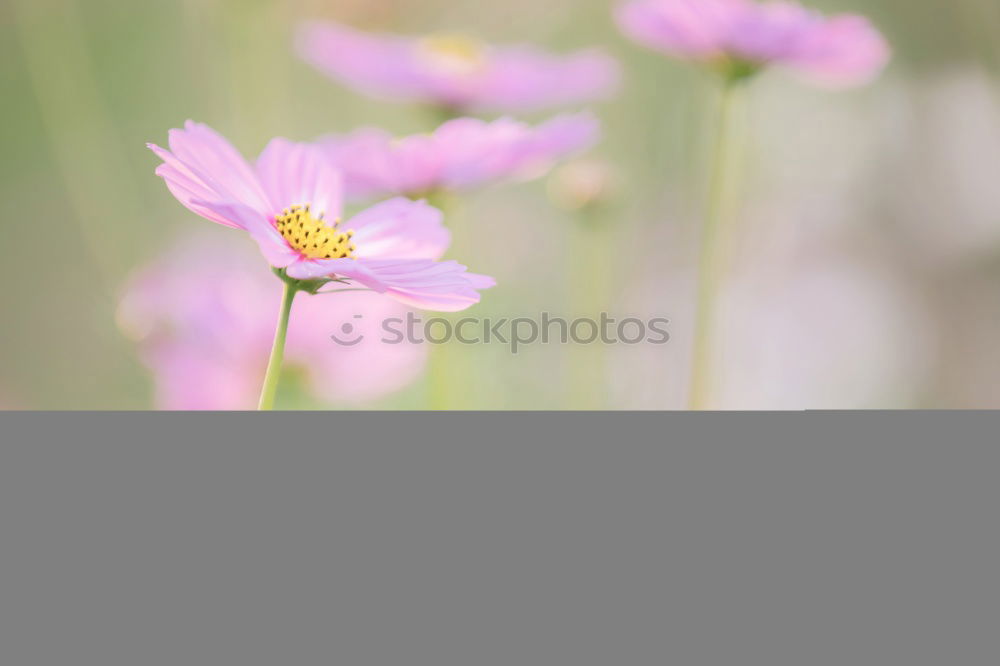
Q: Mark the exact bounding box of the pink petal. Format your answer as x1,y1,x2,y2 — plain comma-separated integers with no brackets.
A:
472,46,621,113
296,21,439,105
322,114,601,201
297,19,619,113
192,199,299,268
615,0,889,88
156,121,271,216
256,138,343,217
150,147,243,229
345,198,451,260
432,117,529,188
286,258,494,312
726,1,817,62
465,273,498,290
505,112,601,179
785,15,891,87
320,129,402,200
615,0,742,59
284,257,360,281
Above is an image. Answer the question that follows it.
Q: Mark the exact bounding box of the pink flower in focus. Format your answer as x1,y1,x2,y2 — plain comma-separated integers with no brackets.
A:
615,0,889,86
118,236,428,410
148,121,494,311
296,20,620,113
321,113,600,201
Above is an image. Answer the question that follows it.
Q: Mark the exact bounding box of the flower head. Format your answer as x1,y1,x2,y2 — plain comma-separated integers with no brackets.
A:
321,112,600,201
616,0,889,86
148,121,494,311
118,236,428,410
296,20,620,113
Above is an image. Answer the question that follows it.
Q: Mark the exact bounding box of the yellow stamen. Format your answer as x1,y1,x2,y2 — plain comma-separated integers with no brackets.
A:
275,204,356,260
417,33,486,74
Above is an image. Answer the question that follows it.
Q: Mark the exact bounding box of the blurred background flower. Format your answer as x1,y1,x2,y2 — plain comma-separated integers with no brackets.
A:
615,0,890,86
323,113,600,201
296,18,620,113
117,234,428,410
3,0,1000,409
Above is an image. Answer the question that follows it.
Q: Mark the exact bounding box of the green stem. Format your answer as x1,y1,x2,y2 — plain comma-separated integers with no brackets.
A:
257,279,299,410
688,80,742,410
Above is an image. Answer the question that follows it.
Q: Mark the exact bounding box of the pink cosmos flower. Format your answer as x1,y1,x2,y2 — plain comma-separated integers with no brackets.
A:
296,20,620,113
118,236,428,410
320,113,600,201
615,0,890,86
148,121,494,311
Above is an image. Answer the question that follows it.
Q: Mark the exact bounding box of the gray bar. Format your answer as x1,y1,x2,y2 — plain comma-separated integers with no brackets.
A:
1,412,997,666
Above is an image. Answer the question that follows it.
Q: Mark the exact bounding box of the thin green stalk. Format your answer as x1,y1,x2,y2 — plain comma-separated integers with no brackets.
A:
688,80,743,410
257,280,299,411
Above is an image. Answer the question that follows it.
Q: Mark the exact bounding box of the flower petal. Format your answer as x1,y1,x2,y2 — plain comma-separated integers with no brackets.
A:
192,199,299,268
296,21,435,104
322,114,601,200
297,19,618,113
615,0,740,59
506,112,601,179
320,128,401,200
286,258,493,312
345,198,451,260
473,46,621,113
149,146,243,228
785,15,890,88
154,121,271,216
616,0,889,88
256,138,343,217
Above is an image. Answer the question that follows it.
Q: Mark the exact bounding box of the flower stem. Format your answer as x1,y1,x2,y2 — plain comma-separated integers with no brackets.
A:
257,279,299,411
688,79,743,410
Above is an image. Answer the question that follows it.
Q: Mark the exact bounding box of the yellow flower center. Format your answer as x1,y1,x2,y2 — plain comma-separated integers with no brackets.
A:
418,33,486,74
275,204,356,260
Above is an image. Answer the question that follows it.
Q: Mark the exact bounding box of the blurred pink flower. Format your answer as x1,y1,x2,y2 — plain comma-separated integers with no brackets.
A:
148,121,494,311
615,0,889,86
321,113,600,201
296,20,620,112
118,236,428,410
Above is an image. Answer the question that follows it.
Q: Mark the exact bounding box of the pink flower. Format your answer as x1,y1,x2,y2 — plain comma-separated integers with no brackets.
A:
118,235,428,410
615,0,889,86
148,121,494,311
296,20,620,112
320,113,600,201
